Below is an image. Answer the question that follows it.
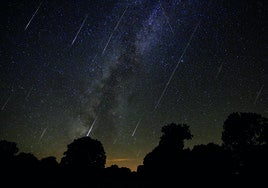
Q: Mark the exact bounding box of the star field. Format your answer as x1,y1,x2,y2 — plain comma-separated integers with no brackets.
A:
0,0,266,171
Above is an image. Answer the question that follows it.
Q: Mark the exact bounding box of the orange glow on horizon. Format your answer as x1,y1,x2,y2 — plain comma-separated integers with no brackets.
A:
106,158,142,172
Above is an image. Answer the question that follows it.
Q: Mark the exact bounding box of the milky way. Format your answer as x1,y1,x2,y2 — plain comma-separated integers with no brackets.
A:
0,0,266,171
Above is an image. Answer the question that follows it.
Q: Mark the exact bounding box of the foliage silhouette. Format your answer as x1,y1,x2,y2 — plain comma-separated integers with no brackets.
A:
222,112,268,151
105,164,132,177
139,123,193,177
222,112,268,177
60,136,106,169
191,143,233,178
16,152,39,165
0,140,18,158
0,112,267,187
159,123,193,149
40,156,58,169
58,137,106,187
0,140,20,185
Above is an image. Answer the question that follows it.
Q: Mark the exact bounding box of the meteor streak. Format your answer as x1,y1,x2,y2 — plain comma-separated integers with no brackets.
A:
113,138,117,145
131,118,141,137
71,14,88,46
39,127,48,142
102,6,128,55
25,86,34,100
254,85,264,105
1,95,11,111
154,19,202,110
215,61,224,79
86,115,98,136
25,1,43,31
159,0,174,34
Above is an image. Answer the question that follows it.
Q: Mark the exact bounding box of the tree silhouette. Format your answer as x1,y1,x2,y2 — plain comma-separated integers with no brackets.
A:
40,156,58,169
16,152,38,161
1,112,267,187
0,140,19,175
0,140,19,158
39,156,59,186
191,143,233,178
159,123,193,150
140,123,193,177
222,112,268,176
105,164,131,177
60,137,106,169
13,152,40,187
222,112,268,151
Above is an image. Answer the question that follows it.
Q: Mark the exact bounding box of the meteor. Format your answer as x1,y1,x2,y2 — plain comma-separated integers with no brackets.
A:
1,95,11,111
25,86,34,100
159,0,174,34
154,19,202,110
86,115,98,136
131,118,142,137
39,127,48,142
71,14,88,46
25,1,43,31
132,18,203,137
254,85,264,105
102,6,128,55
215,61,224,79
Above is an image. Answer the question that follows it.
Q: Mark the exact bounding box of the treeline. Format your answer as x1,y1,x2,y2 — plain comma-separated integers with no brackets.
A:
0,112,267,187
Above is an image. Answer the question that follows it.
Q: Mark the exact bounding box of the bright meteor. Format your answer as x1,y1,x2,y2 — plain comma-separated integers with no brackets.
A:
86,115,98,137
71,14,88,46
25,1,43,31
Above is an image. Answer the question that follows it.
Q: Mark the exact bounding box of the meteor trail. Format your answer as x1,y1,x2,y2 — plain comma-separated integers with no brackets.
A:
159,0,174,34
24,1,43,31
136,150,141,157
215,61,224,79
1,95,11,111
86,115,98,136
131,118,141,137
102,6,128,55
39,127,48,142
254,85,264,105
71,14,88,46
112,138,117,145
154,19,202,110
25,86,34,100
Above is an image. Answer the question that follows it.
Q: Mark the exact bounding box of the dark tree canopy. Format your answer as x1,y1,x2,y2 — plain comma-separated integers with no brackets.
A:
191,143,233,176
141,123,193,176
41,156,58,165
60,137,106,169
1,112,268,187
159,123,193,150
105,164,132,177
0,140,19,158
222,112,268,151
16,152,39,167
40,156,58,169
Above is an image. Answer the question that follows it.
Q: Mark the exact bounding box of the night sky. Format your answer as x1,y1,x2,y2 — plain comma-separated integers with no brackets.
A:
0,0,266,171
